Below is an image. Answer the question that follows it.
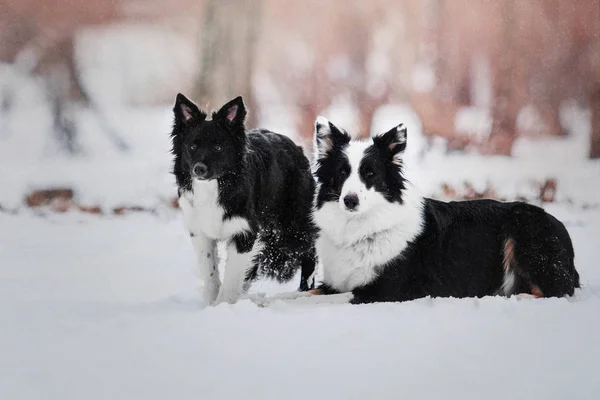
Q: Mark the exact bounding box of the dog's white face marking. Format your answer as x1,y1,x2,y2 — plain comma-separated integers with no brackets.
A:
339,141,389,215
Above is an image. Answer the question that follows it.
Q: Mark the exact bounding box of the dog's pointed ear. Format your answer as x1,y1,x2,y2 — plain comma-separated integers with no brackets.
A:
173,93,205,127
314,116,350,160
373,123,407,164
216,96,246,126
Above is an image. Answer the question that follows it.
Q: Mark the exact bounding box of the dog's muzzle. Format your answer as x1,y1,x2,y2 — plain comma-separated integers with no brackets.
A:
192,162,209,179
343,193,359,211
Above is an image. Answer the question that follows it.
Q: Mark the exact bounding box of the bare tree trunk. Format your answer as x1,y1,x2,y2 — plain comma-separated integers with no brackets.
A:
538,101,566,137
340,2,389,139
486,0,524,156
193,0,263,128
295,66,331,149
357,101,383,139
590,18,600,159
434,0,469,106
591,85,600,159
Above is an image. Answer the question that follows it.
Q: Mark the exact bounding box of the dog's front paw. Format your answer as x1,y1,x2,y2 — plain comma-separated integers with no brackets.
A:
202,283,220,307
213,290,240,306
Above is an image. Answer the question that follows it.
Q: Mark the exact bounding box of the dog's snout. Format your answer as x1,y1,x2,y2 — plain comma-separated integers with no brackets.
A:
193,162,208,178
343,193,359,211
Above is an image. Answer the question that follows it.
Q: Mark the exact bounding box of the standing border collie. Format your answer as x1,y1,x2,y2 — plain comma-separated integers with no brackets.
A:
171,94,317,305
311,117,580,304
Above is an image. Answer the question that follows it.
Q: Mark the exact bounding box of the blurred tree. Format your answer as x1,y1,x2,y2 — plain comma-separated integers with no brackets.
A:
591,87,600,159
0,0,129,154
193,0,263,128
486,0,523,156
340,2,391,139
409,0,476,150
434,0,471,106
591,31,600,159
411,0,600,154
257,0,338,146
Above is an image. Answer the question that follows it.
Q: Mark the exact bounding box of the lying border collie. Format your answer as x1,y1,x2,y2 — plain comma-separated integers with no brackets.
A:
311,117,580,304
171,94,317,305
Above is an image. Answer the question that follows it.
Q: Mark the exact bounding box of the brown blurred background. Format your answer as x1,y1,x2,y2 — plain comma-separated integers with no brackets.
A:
1,0,599,157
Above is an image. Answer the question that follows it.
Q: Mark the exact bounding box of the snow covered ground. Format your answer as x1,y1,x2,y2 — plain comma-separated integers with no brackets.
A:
1,205,599,400
2,64,600,399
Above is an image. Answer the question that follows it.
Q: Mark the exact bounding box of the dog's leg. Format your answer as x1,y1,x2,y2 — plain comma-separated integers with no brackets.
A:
298,248,317,291
190,233,220,306
215,233,260,305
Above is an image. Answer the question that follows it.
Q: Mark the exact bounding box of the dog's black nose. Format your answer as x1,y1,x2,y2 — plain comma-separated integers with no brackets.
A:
193,162,208,178
343,193,359,210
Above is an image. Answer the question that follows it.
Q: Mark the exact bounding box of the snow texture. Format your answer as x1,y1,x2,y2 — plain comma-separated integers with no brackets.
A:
1,206,600,399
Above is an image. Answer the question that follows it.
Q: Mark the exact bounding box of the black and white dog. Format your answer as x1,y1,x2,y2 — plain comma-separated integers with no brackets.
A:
171,94,317,305
311,116,580,304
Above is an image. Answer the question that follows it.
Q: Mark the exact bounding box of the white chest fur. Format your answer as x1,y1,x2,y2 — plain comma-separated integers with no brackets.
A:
314,187,424,292
179,180,250,240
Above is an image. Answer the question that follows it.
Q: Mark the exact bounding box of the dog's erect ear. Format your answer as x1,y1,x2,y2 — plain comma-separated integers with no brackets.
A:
215,96,246,126
373,123,407,165
173,93,205,126
314,116,350,160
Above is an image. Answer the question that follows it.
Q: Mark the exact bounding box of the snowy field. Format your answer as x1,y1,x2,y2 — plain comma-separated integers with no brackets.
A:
2,67,600,399
1,204,600,400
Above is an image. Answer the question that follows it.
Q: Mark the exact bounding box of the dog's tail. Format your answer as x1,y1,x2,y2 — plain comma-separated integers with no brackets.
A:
500,204,579,298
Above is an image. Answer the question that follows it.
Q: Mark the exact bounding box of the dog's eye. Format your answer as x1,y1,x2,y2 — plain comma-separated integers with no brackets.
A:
189,144,197,151
339,168,349,177
364,169,375,178
214,144,223,152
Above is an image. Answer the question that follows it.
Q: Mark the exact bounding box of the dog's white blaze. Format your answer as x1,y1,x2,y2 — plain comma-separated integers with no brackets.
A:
315,180,424,293
340,141,368,197
339,140,393,214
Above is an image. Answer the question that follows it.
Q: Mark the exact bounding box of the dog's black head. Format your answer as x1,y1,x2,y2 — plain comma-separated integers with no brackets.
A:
171,94,247,189
313,116,408,214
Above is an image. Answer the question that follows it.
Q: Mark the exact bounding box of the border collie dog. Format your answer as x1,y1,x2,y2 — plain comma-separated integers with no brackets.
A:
171,94,317,305
312,117,580,304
